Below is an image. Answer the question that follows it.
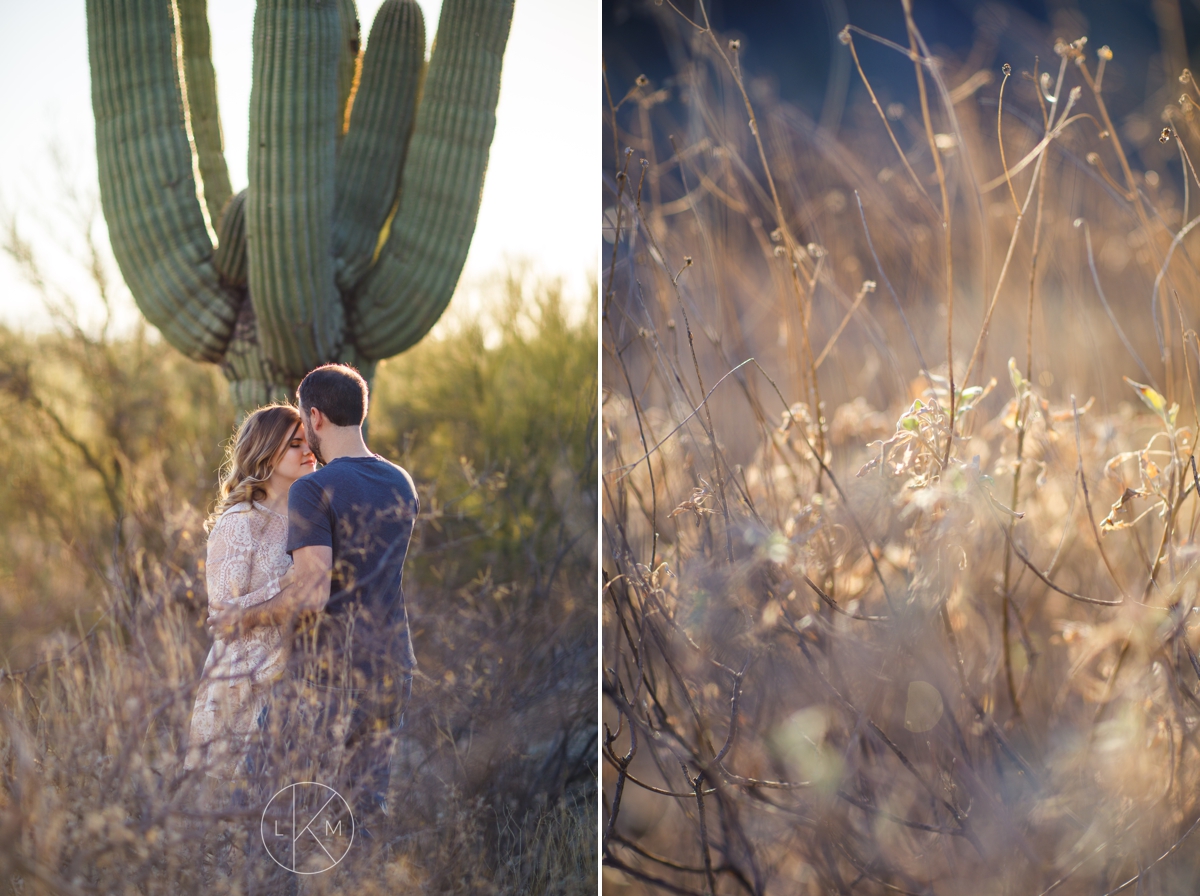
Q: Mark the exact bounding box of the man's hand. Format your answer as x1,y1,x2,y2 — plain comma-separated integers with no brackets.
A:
205,550,332,638
260,565,297,603
207,603,247,639
206,567,299,638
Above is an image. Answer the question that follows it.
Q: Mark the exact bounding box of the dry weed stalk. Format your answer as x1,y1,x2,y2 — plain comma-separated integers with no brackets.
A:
605,3,1200,893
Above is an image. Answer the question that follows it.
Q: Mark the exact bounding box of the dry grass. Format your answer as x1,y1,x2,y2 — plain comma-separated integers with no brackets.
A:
0,215,597,893
604,4,1200,894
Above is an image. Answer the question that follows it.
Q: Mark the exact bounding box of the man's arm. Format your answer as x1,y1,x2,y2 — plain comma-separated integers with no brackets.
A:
208,546,332,635
244,545,332,627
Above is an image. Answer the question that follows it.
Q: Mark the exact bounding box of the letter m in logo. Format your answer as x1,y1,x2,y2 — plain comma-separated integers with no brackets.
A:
326,819,343,837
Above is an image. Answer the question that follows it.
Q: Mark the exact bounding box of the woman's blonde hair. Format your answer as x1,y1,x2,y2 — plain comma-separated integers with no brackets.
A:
205,403,303,532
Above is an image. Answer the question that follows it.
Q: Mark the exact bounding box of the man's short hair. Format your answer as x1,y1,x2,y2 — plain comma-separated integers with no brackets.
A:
297,364,369,427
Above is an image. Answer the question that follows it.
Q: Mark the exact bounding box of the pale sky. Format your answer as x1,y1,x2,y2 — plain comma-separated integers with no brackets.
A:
0,0,596,334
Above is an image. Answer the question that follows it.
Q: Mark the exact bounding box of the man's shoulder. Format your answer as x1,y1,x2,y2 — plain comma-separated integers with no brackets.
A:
303,464,341,486
371,455,416,487
301,456,413,504
374,456,417,502
328,455,414,485
367,457,417,512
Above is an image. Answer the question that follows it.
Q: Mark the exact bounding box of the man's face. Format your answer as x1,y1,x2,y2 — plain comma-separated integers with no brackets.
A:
300,405,326,465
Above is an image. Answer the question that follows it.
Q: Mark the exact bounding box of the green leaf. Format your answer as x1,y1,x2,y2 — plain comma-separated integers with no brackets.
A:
1124,376,1169,421
1008,358,1025,395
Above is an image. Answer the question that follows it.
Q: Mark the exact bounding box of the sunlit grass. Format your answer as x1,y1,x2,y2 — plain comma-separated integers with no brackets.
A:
604,8,1200,894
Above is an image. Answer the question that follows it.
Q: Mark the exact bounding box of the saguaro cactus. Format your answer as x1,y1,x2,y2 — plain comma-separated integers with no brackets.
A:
86,0,514,410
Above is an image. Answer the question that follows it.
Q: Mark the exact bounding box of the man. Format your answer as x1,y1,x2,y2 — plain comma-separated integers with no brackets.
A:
210,363,419,824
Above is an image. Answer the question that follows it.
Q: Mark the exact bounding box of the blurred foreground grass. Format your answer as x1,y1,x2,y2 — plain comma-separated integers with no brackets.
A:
605,5,1200,894
0,268,597,893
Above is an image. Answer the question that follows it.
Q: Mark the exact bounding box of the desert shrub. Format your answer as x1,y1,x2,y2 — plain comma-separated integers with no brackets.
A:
604,5,1200,895
372,270,598,603
0,222,596,892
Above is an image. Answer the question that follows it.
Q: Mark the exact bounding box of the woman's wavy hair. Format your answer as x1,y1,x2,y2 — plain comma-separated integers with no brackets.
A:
205,403,303,532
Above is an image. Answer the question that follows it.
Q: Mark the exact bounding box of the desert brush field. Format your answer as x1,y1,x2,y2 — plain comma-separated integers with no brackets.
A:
603,2,1200,893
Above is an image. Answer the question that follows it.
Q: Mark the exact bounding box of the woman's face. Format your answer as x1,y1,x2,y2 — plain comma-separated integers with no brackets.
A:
271,424,317,485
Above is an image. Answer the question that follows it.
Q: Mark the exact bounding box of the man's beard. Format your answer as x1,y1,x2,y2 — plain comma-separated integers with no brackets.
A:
303,416,326,466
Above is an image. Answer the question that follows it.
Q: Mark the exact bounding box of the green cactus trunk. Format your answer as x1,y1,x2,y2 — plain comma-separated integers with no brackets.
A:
247,0,345,382
86,0,514,416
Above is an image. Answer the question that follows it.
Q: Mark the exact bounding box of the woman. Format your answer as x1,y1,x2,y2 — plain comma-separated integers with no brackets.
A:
185,404,316,781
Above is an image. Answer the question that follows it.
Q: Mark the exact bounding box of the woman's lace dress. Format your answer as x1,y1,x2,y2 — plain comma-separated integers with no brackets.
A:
185,502,291,779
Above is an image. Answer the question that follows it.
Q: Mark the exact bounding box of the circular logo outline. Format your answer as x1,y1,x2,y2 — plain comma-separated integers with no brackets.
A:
260,781,355,874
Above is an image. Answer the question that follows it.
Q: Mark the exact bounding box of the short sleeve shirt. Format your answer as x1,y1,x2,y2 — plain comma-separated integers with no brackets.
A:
286,454,419,678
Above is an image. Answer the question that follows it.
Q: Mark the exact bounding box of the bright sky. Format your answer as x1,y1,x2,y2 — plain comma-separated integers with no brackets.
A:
0,0,596,335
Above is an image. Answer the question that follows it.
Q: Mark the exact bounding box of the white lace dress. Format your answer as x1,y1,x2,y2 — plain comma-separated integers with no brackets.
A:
185,502,291,780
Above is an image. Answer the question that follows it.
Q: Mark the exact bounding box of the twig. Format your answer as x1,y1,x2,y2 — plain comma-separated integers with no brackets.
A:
855,191,931,380
899,0,956,452
973,466,1121,606
684,760,718,896
1079,220,1157,384
607,360,755,478
997,63,1021,214
841,28,933,209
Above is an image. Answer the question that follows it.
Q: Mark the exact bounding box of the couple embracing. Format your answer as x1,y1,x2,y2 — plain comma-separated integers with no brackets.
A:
184,363,418,828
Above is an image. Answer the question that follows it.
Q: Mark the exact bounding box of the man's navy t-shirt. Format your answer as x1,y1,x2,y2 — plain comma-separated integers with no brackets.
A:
286,454,419,680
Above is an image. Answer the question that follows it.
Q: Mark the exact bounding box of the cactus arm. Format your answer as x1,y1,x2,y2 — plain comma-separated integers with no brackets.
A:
350,0,514,360
177,0,232,228
213,189,247,287
86,0,239,363
332,0,425,294
247,0,345,381
337,0,363,137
